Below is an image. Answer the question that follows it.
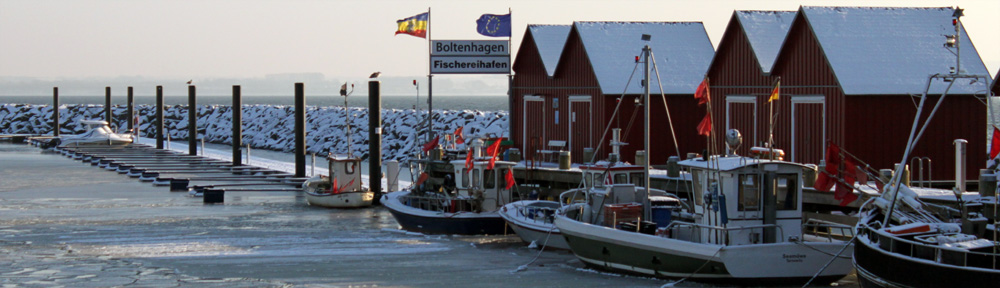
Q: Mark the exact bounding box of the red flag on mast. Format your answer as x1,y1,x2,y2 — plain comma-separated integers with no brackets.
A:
694,78,710,106
486,139,502,170
696,113,711,136
422,135,440,153
505,169,516,190
991,127,1000,159
454,126,465,145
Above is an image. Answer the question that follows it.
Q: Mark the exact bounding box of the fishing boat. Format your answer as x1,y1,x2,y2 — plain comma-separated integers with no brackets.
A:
500,161,673,250
554,40,854,285
56,120,133,147
302,155,374,208
851,11,999,287
382,139,517,235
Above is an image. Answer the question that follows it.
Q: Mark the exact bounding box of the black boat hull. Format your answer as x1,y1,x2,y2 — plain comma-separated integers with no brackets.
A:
384,205,508,235
854,234,1000,288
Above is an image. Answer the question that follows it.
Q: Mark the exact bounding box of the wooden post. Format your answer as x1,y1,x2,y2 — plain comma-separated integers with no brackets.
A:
156,86,164,149
52,87,59,136
369,80,383,204
294,83,306,177
127,86,134,133
232,85,242,166
188,85,197,155
105,86,112,124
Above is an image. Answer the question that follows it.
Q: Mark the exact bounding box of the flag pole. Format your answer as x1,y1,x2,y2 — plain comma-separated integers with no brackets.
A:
768,77,780,160
426,7,433,143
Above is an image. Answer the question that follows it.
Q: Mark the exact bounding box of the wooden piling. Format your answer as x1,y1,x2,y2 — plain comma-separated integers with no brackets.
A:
156,86,164,149
232,85,242,166
127,86,134,133
52,87,59,136
188,85,197,156
369,80,383,203
294,83,305,177
105,86,112,124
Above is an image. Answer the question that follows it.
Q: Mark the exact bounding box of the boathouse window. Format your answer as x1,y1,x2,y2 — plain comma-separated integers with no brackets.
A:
774,174,798,210
484,169,496,189
738,174,760,211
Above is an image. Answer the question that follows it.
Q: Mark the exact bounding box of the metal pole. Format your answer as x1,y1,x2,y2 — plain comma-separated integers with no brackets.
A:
188,85,197,156
643,44,652,221
105,86,112,124
427,74,433,142
127,86,134,134
156,86,164,149
232,85,242,166
52,87,59,136
369,80,383,204
294,83,306,177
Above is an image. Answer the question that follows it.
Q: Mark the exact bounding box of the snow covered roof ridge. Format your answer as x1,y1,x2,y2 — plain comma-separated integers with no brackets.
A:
799,6,991,95
734,10,795,74
572,21,714,95
528,25,571,77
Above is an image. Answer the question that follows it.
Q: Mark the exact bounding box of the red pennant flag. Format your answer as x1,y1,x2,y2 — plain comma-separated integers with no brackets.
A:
697,113,712,136
454,126,465,145
465,147,474,172
824,142,840,176
422,135,440,153
855,164,868,187
991,127,1000,159
415,172,429,187
505,169,516,190
486,139,502,170
694,78,710,106
834,158,859,206
814,172,835,192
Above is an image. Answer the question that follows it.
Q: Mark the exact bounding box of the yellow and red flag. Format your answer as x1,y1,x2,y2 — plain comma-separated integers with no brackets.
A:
395,12,429,38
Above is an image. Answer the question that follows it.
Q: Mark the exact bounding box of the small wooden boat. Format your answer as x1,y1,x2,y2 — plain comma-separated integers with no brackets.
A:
302,155,373,208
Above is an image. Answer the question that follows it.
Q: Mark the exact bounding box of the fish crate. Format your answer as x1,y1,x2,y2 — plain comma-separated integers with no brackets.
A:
604,203,642,227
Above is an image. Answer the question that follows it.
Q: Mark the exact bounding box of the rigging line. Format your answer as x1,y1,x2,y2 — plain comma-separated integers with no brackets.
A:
588,61,641,164
649,51,681,157
801,235,857,288
661,246,724,287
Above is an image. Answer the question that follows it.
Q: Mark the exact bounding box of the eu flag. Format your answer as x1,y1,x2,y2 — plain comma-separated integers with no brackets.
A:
476,13,511,37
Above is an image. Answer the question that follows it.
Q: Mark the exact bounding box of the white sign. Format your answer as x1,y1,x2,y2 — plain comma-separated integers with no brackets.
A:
430,56,510,74
431,40,509,56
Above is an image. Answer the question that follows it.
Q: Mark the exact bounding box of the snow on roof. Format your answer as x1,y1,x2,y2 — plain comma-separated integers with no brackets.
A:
735,11,795,74
801,6,991,95
528,25,571,77
574,21,714,95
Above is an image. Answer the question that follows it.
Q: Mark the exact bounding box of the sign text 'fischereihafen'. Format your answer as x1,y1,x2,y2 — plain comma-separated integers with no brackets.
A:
430,40,510,74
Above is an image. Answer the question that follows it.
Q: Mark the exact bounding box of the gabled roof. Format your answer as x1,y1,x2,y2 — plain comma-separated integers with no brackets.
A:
735,11,795,74
799,6,991,95
528,25,571,77
574,21,714,95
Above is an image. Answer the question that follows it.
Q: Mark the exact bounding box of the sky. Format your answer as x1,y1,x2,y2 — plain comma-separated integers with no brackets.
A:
1,0,998,94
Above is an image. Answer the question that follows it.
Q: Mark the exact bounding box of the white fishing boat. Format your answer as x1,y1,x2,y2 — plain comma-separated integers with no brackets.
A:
57,120,133,147
302,155,373,208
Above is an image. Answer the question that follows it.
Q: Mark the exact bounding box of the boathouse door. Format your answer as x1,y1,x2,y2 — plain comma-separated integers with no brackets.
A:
523,96,545,161
568,96,592,162
726,96,757,155
791,96,825,164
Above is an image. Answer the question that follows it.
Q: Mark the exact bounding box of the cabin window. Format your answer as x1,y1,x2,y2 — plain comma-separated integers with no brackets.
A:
344,162,356,174
775,174,798,210
472,169,481,188
738,174,760,211
584,172,594,188
461,168,470,188
630,172,644,187
484,169,496,189
614,173,628,185
692,169,704,206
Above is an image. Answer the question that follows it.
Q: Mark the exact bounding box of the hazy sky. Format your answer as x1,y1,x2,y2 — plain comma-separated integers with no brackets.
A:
2,0,998,82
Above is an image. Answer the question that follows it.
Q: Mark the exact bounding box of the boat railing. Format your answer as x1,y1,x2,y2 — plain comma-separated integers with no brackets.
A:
665,221,784,246
515,205,558,224
803,218,855,242
858,223,999,270
402,193,477,213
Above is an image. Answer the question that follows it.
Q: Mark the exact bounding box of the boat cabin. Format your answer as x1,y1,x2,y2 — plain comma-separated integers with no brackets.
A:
679,156,807,245
579,163,649,188
448,159,517,212
328,155,362,192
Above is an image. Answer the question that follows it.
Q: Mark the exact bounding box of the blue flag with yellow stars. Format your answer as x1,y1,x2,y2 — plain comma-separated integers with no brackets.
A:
476,13,511,37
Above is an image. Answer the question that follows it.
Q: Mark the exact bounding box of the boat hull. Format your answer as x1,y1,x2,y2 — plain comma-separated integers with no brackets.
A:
854,232,1000,288
555,215,853,285
499,201,568,250
305,191,374,208
382,191,508,235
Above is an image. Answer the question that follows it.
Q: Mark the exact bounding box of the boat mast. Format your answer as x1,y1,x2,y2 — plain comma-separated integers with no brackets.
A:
642,34,652,221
